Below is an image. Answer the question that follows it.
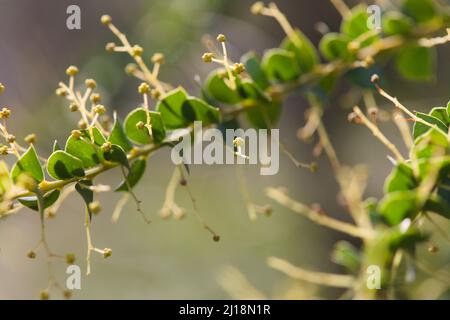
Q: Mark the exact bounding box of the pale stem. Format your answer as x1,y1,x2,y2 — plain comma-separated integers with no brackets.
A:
265,187,376,239
353,106,405,162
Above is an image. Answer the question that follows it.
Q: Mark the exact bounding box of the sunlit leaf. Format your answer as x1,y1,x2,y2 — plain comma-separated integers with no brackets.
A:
47,150,85,180
11,146,44,183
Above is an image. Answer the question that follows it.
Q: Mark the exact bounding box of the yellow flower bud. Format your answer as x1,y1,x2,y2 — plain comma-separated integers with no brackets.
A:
88,201,101,214
151,53,165,64
39,290,50,300
78,119,87,129
0,83,4,94
25,133,37,144
125,63,137,75
0,107,11,119
132,45,143,57
103,248,112,258
66,253,76,264
69,103,79,112
150,89,161,99
85,79,97,89
202,53,213,63
216,34,226,42
105,42,116,53
101,14,112,25
71,130,82,139
27,250,36,259
66,65,79,76
138,83,150,94
93,104,106,115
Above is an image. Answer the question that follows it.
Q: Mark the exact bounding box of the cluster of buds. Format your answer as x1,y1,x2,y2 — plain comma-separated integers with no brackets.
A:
202,34,245,90
0,107,11,119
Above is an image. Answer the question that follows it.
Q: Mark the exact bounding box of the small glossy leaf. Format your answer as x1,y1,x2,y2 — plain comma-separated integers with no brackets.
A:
116,159,146,191
424,195,450,219
124,108,166,144
341,5,378,47
402,0,437,23
413,112,448,140
109,113,132,152
204,69,241,104
261,48,300,82
379,191,419,226
47,150,85,180
156,87,191,129
103,144,130,169
11,146,44,183
395,46,435,82
184,97,221,125
413,129,449,160
319,33,350,61
18,189,60,211
384,163,416,193
382,12,414,35
245,101,281,129
388,228,428,251
281,29,318,73
65,132,102,168
241,52,269,89
75,180,94,219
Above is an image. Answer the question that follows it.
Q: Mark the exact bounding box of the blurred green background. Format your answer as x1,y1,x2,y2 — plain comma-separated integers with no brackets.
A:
0,0,449,299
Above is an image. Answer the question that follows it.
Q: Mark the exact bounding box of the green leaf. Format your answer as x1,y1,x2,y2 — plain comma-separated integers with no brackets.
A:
413,129,449,160
413,112,448,139
245,101,281,129
89,128,107,146
65,132,103,168
280,29,318,73
382,12,414,35
75,180,94,218
18,189,60,211
319,33,350,61
204,69,241,104
446,101,450,119
47,150,85,180
388,228,428,251
124,108,166,144
261,48,301,82
424,195,450,219
184,97,221,125
331,241,361,274
395,46,435,82
156,87,220,129
156,87,191,129
116,158,146,191
402,0,437,23
384,163,416,193
109,113,133,152
429,107,450,126
379,191,419,226
241,52,269,89
11,146,44,183
341,5,378,47
103,144,130,169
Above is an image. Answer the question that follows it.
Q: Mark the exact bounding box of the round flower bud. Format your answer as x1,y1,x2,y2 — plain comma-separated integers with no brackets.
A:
93,105,106,115
202,53,213,63
6,134,15,143
89,201,101,214
103,248,112,258
101,14,112,25
216,34,226,42
56,87,67,97
69,103,79,112
78,119,87,129
90,93,101,104
251,2,265,15
39,290,50,300
150,89,161,99
233,137,245,147
66,253,76,264
101,141,112,152
151,53,165,64
0,145,9,155
17,174,36,191
371,74,380,84
0,107,11,119
125,63,137,75
136,121,145,130
213,235,220,242
310,162,318,173
105,42,116,53
232,63,245,74
66,65,79,76
85,79,97,89
71,130,82,139
131,45,143,57
0,83,4,94
138,83,150,94
25,133,36,144
27,250,36,259
63,290,72,299
347,112,362,124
